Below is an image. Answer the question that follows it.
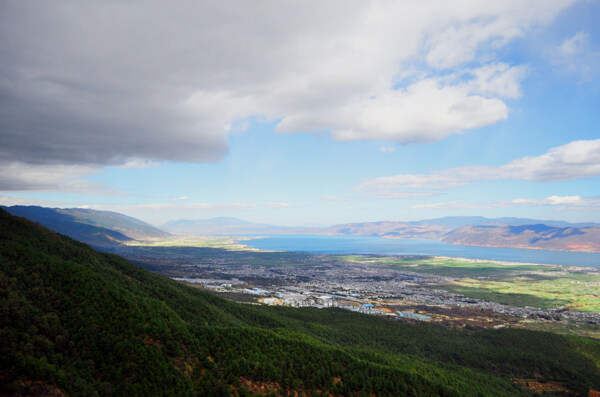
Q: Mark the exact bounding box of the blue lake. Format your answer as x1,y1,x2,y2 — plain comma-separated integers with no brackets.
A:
245,234,600,268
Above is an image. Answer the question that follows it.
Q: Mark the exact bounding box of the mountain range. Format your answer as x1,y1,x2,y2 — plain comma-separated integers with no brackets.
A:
443,224,600,252
164,215,600,252
1,206,168,247
1,208,598,395
4,206,600,252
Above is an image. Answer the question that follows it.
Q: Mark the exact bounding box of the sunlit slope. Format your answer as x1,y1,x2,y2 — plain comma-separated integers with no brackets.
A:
54,207,170,239
2,205,169,247
443,224,600,252
1,209,599,396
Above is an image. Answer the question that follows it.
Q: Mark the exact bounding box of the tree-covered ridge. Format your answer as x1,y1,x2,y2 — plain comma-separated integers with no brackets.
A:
2,206,169,247
1,209,599,396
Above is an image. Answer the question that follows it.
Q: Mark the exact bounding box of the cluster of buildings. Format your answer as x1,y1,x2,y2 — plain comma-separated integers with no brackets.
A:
258,291,429,319
164,252,600,326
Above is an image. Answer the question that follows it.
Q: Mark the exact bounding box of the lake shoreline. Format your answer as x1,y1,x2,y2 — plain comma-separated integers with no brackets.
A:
243,234,600,268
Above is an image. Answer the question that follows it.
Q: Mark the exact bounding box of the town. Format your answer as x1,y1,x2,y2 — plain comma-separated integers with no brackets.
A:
113,244,600,334
174,260,600,325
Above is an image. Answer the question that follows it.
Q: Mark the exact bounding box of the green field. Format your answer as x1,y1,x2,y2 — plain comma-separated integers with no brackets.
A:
513,320,600,341
450,273,600,311
338,254,556,277
125,235,266,251
337,255,600,312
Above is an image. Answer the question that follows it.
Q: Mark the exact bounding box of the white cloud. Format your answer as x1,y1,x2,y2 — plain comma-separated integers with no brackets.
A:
557,31,588,58
369,191,437,200
551,31,599,81
412,202,487,210
0,162,114,194
0,196,111,210
277,63,524,143
110,202,290,212
77,204,100,210
119,159,160,169
412,195,600,210
423,1,573,67
0,0,575,179
0,195,69,207
502,139,600,182
465,63,527,99
358,139,600,193
267,202,291,209
379,146,396,153
324,191,435,201
511,195,586,206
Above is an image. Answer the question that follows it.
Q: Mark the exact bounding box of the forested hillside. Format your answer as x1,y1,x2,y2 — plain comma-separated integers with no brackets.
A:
1,209,599,396
2,206,168,247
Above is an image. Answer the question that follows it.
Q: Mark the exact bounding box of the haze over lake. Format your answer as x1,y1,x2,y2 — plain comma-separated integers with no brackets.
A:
246,235,600,268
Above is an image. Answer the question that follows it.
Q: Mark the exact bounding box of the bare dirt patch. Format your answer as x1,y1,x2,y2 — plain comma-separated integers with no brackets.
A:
513,378,569,394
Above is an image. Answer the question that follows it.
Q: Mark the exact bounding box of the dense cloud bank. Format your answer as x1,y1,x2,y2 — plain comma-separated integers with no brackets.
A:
0,1,574,189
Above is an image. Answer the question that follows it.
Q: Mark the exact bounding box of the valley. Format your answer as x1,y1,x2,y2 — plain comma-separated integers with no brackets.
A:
6,206,599,338
3,209,600,396
111,242,600,339
3,4,599,395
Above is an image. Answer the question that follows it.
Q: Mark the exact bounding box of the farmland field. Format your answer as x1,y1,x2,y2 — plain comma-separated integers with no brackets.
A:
338,255,600,312
124,235,266,251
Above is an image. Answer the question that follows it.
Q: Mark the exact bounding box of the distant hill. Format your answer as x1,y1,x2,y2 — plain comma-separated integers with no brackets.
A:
416,216,600,229
322,221,449,239
318,217,600,251
162,215,600,252
2,206,168,247
163,216,289,235
14,204,594,253
1,208,599,395
53,207,170,239
443,224,600,252
326,216,600,236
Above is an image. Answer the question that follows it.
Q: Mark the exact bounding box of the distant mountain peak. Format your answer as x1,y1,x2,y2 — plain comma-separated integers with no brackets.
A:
443,223,600,252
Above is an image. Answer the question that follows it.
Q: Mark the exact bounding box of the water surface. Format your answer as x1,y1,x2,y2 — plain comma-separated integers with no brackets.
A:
246,234,600,268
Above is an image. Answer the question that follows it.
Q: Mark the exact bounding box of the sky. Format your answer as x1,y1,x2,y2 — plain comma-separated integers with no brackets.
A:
1,0,599,227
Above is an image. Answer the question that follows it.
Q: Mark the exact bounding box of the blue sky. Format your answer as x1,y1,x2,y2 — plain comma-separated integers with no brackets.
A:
1,1,598,226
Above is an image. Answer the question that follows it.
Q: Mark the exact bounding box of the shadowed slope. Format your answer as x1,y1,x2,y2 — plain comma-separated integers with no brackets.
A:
1,209,598,396
2,206,168,247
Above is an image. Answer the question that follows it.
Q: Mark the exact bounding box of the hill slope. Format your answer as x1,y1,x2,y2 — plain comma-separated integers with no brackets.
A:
2,206,168,247
323,221,449,239
1,205,134,247
165,215,600,252
54,207,169,239
413,216,600,229
443,224,600,252
1,209,599,396
320,218,600,251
